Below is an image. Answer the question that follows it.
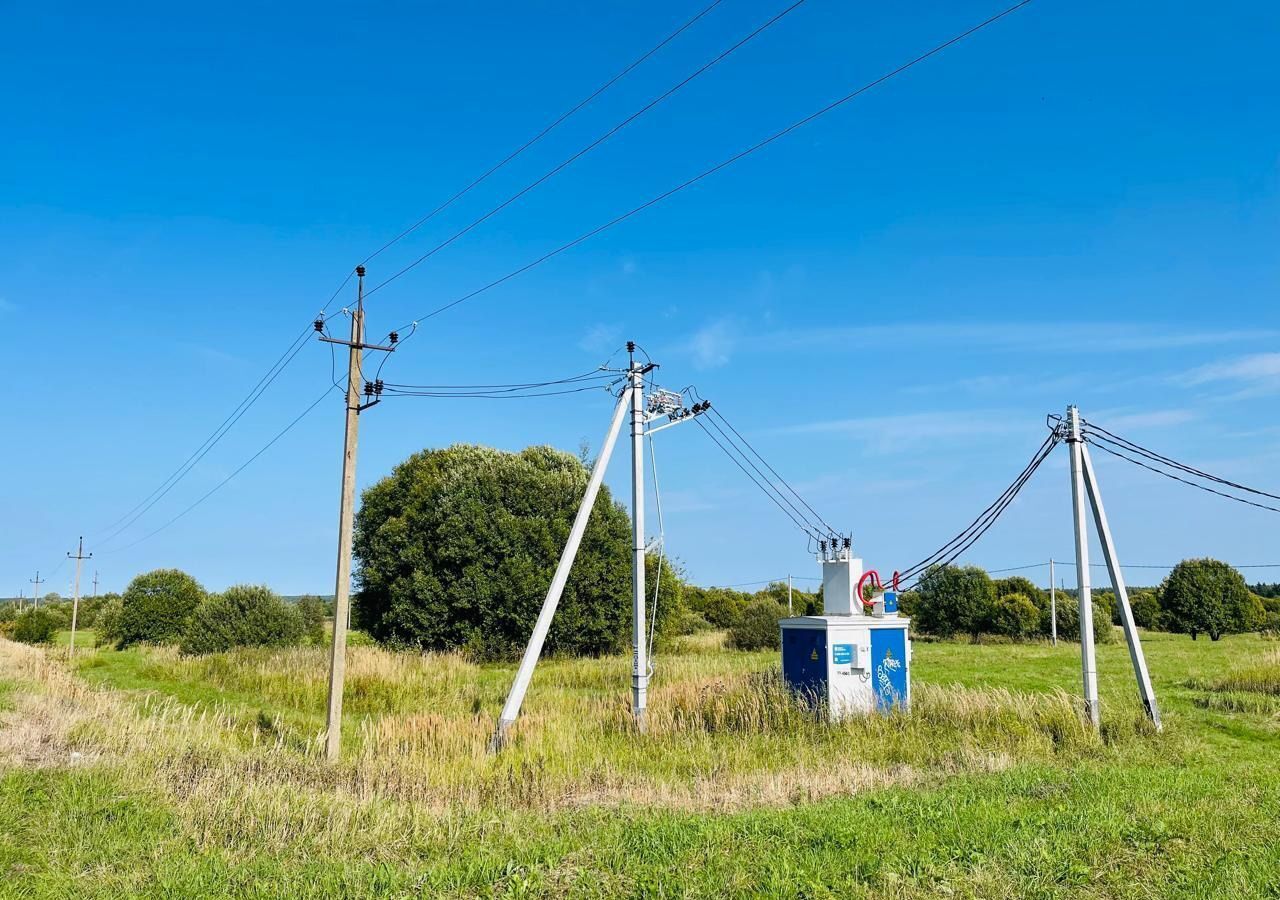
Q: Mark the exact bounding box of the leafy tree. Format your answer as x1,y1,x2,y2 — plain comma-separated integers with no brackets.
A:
180,585,304,656
683,585,751,629
1128,589,1163,630
994,576,1044,604
914,565,995,641
96,594,125,647
727,598,786,651
117,569,206,647
1159,559,1259,640
990,592,1040,640
12,608,58,645
353,444,638,659
295,595,328,645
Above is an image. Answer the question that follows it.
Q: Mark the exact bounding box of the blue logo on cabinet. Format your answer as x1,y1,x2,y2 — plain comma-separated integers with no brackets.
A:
831,644,853,665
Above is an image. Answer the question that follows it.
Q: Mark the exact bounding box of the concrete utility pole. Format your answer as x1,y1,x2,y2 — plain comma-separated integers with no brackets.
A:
29,572,44,609
1049,558,1057,647
629,344,648,732
67,537,92,656
788,574,794,616
92,571,99,598
1066,405,1100,727
491,385,634,752
320,266,396,762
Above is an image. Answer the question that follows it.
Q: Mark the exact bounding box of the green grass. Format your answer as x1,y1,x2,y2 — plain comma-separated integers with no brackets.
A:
2,629,1279,897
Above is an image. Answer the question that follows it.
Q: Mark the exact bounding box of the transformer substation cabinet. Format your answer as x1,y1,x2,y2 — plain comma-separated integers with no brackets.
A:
780,549,911,718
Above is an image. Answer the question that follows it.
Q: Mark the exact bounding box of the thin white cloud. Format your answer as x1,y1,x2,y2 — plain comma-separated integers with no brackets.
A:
688,318,736,369
1180,353,1280,398
678,321,1277,362
577,323,622,355
1087,408,1198,430
769,410,1027,450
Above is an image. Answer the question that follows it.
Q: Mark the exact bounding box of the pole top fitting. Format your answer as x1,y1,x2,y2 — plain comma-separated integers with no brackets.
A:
356,265,366,277
626,341,636,353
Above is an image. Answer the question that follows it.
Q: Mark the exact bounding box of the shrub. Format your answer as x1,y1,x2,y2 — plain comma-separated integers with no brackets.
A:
914,565,995,641
180,585,304,656
11,608,59,645
1129,589,1163,630
95,595,125,647
118,569,206,647
727,599,785,651
990,592,1040,640
353,444,644,659
295,595,328,645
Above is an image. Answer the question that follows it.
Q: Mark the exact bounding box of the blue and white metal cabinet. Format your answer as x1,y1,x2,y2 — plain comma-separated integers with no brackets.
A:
779,613,911,718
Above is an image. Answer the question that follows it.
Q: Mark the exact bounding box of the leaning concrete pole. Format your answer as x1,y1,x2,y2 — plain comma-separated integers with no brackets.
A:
490,385,633,752
1081,441,1161,729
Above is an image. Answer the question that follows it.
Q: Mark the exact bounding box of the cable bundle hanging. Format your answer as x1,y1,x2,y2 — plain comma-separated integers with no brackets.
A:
896,431,1061,590
379,367,623,400
1081,420,1280,515
685,391,837,543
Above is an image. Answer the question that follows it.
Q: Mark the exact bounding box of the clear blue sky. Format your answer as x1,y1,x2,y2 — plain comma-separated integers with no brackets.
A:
2,0,1278,597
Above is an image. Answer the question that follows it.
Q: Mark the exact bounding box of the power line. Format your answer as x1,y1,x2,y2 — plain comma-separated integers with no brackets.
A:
1086,439,1280,516
93,335,315,550
366,0,809,299
401,0,1035,326
1083,421,1280,503
99,386,340,555
693,416,819,539
703,404,837,534
898,431,1059,583
86,6,723,546
358,0,728,273
696,411,828,536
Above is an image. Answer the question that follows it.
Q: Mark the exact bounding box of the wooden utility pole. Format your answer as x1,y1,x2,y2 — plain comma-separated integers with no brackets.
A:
29,571,44,609
320,266,395,762
68,537,92,656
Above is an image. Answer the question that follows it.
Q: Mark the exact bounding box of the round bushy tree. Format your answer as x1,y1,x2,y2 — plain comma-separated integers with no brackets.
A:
12,608,59,645
990,592,1040,640
727,599,786,651
354,444,642,659
1160,558,1260,640
180,585,304,656
117,569,205,647
914,565,995,641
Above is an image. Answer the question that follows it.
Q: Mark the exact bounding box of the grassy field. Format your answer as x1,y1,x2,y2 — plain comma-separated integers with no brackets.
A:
1,628,1278,898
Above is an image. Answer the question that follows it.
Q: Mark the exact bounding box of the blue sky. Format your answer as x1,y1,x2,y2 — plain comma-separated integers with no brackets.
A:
2,0,1278,597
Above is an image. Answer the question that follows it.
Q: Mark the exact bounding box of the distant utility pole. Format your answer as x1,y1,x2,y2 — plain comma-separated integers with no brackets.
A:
29,571,44,609
319,266,396,762
1049,558,1057,647
67,537,92,656
788,574,794,616
92,571,99,598
17,589,24,612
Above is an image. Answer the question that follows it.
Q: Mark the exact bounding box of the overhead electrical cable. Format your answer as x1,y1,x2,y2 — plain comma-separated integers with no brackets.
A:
400,0,1035,326
704,404,838,535
897,432,1059,587
697,410,829,536
1085,439,1280,516
94,335,315,550
365,0,810,299
693,416,820,539
357,0,729,272
1082,421,1280,503
99,386,341,555
89,4,723,541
